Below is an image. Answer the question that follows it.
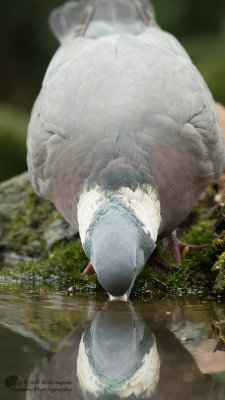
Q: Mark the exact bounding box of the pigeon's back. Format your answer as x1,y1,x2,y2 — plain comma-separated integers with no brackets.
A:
27,0,225,237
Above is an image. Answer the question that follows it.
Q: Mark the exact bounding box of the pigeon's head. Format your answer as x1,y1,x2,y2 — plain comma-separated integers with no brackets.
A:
90,211,153,301
78,185,160,301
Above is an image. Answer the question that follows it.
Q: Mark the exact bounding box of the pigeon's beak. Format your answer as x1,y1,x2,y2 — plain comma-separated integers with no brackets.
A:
108,291,129,302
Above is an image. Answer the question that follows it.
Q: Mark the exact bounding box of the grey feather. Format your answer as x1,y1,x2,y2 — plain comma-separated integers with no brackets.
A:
49,0,94,44
28,1,225,236
49,0,156,44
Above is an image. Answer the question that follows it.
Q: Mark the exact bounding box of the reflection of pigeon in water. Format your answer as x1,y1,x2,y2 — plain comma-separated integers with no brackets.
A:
26,302,223,400
77,302,160,399
27,0,225,299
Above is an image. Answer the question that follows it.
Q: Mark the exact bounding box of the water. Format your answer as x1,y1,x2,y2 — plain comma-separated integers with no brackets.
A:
0,289,225,399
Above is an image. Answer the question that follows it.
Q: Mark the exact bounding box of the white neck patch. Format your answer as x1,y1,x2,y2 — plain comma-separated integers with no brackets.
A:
77,332,160,398
118,186,161,242
77,188,104,245
77,185,161,245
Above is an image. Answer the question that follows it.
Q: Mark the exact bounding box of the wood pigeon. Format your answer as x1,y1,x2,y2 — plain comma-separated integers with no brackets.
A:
27,0,225,300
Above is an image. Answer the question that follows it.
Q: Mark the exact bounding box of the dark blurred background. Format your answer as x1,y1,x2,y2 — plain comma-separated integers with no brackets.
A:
0,0,225,182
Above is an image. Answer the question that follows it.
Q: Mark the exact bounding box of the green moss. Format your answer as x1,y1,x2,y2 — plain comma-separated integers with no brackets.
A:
1,239,101,294
180,220,215,245
6,182,65,257
133,221,216,297
212,252,225,294
154,221,218,295
166,264,194,292
46,210,63,225
212,237,225,255
211,203,225,233
215,321,225,341
178,221,216,271
132,265,169,299
212,318,225,351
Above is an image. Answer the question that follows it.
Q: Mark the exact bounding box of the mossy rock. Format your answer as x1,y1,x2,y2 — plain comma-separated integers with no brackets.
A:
212,318,225,351
212,252,225,294
0,172,77,265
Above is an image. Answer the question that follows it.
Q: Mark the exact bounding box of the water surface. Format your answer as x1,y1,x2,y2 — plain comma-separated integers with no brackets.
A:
0,289,225,399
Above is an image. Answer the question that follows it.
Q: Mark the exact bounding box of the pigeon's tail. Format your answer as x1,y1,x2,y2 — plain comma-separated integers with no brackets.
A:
49,0,156,45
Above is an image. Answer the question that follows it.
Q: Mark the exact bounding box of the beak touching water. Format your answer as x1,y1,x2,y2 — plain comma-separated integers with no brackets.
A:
108,291,129,302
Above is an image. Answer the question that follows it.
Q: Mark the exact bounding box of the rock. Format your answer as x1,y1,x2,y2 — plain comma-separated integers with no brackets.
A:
0,172,77,265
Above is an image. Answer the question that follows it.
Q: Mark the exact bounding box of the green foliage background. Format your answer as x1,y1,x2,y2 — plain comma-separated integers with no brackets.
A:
0,0,225,181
